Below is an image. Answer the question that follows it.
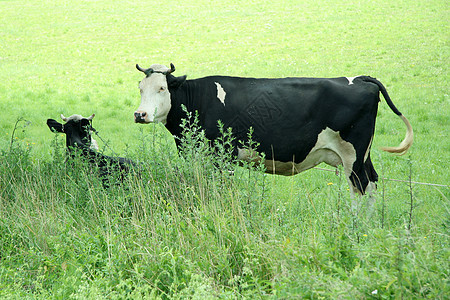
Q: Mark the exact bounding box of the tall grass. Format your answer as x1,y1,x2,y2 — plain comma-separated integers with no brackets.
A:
1,116,448,298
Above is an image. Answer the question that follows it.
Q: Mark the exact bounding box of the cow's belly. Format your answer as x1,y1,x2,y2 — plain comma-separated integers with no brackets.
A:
264,148,342,175
238,127,356,177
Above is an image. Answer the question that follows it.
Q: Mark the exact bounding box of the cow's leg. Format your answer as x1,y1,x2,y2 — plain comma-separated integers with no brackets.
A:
348,153,371,195
361,154,379,218
335,136,373,197
340,110,378,196
363,153,378,196
337,147,378,236
341,158,362,198
339,139,383,235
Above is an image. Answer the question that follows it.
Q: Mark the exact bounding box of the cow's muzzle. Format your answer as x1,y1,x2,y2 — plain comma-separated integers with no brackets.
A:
134,111,148,123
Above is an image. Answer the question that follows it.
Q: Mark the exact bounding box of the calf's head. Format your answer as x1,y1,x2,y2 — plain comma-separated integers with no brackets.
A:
47,114,98,152
134,63,186,124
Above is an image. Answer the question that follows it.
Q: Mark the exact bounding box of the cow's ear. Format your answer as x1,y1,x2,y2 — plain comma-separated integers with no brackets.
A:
47,119,63,133
167,74,187,89
80,118,90,128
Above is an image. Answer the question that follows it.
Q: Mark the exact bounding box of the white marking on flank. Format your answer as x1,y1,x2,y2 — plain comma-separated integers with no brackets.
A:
364,135,373,163
215,82,226,106
263,127,356,178
346,76,361,85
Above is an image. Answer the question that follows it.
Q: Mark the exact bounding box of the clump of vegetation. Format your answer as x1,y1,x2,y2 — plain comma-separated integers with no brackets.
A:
0,116,448,299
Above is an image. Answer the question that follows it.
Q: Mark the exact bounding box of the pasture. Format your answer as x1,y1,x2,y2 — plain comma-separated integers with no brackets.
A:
0,0,448,298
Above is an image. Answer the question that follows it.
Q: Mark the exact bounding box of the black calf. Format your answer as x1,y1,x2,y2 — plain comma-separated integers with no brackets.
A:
47,114,135,185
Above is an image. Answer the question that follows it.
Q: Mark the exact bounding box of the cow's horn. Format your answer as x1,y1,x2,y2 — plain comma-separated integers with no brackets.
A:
60,114,68,122
136,64,146,73
165,63,176,75
136,64,153,75
87,114,95,121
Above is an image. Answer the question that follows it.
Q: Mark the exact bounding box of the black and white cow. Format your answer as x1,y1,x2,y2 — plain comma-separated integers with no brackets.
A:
134,64,413,195
47,114,135,183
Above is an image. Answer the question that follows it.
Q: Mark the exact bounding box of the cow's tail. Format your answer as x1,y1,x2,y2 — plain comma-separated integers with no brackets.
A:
361,76,413,155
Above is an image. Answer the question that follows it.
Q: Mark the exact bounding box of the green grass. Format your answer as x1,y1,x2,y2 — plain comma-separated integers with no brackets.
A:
1,0,449,298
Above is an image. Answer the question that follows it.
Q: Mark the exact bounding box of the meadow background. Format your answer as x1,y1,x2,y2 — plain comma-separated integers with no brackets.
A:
0,0,449,298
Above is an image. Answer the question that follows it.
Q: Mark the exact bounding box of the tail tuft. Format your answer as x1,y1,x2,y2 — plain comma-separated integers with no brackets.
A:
381,115,413,155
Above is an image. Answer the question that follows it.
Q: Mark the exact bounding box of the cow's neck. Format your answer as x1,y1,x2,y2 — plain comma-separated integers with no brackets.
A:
166,80,198,138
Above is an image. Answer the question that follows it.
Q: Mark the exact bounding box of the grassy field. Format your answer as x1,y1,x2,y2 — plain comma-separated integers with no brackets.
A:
1,0,449,298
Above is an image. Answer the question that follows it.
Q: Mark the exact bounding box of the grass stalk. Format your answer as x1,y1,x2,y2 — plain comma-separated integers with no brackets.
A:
407,157,415,231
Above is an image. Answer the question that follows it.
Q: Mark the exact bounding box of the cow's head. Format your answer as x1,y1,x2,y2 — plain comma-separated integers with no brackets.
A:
134,63,186,124
47,114,98,152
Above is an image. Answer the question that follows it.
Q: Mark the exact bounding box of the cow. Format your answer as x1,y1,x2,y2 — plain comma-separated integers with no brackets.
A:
133,63,413,196
47,114,135,185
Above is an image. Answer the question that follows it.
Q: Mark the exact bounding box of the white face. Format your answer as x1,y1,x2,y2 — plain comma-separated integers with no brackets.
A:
135,66,172,125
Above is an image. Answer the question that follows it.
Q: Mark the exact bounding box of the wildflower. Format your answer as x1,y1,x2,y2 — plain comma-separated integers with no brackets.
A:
327,182,333,186
371,289,378,295
363,234,368,237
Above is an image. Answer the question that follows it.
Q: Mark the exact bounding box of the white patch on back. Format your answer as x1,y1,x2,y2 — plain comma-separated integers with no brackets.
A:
215,82,226,106
346,76,361,85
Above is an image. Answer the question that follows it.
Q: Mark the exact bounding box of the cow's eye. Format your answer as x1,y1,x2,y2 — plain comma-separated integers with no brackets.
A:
159,86,166,92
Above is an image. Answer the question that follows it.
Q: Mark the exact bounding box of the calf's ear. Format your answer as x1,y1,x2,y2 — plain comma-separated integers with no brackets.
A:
47,119,63,133
80,118,90,128
167,74,187,89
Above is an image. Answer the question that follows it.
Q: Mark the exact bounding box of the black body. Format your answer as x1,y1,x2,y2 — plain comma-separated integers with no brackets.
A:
160,74,407,194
